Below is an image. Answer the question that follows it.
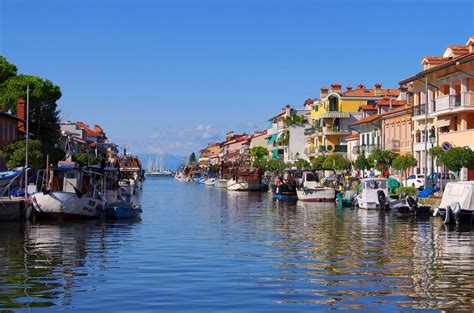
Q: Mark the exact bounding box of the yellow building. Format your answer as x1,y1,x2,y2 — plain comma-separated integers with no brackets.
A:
400,36,474,180
308,83,399,159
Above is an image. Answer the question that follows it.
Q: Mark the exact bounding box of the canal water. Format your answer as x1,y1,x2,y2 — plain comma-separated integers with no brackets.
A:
1,178,473,312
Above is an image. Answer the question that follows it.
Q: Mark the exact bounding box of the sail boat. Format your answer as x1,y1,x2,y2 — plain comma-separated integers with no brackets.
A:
146,152,173,177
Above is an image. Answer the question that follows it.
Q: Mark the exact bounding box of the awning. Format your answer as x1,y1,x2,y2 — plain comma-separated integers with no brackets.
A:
272,149,279,160
267,134,278,145
314,112,351,119
435,117,451,128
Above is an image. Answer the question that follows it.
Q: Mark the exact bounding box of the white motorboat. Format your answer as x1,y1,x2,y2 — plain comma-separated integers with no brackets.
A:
214,179,228,188
31,162,106,219
296,171,335,202
434,181,474,224
356,178,391,210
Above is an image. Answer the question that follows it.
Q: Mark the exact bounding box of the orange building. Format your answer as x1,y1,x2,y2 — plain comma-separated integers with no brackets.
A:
381,106,413,156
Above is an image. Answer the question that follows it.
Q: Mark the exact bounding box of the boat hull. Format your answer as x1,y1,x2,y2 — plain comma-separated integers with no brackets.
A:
227,179,261,191
105,205,142,219
214,179,228,188
435,208,474,224
271,184,297,201
296,188,335,202
31,192,105,219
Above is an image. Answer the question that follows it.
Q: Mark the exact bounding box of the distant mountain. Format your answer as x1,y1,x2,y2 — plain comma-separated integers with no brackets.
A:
138,153,187,171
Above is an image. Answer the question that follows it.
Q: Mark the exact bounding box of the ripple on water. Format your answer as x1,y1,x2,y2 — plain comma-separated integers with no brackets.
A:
0,179,473,312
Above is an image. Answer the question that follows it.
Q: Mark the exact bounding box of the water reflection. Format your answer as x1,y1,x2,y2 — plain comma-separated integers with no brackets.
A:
0,181,473,312
0,220,140,311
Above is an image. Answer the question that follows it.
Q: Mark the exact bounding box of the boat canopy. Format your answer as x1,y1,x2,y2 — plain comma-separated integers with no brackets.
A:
439,181,474,212
0,169,24,181
361,178,388,190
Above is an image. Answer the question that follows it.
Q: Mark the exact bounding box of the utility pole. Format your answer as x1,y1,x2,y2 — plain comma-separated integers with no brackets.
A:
24,85,30,199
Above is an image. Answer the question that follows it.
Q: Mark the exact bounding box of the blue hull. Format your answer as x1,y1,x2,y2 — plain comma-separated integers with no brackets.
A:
272,194,298,201
105,206,142,219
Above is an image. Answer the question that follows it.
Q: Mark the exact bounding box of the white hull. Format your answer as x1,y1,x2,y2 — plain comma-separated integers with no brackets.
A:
356,197,379,210
214,179,228,188
296,188,335,202
227,179,261,191
203,178,216,186
31,192,106,219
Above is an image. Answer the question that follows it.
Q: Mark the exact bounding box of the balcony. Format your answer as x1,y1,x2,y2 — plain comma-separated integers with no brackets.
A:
432,92,474,116
323,126,350,135
413,101,436,119
386,139,400,151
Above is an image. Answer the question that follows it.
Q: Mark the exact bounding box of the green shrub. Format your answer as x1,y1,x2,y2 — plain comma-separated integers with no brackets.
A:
395,186,418,197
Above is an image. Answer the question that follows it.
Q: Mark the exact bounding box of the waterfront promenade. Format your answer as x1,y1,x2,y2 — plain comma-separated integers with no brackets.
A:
1,178,473,312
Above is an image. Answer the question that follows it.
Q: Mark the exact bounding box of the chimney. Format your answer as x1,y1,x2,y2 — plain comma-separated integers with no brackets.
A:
285,104,291,116
320,87,328,99
17,98,25,132
226,131,234,141
330,83,342,94
374,83,382,96
467,37,474,53
346,86,353,92
357,84,365,90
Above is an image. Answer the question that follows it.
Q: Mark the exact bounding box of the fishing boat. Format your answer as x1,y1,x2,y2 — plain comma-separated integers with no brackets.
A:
270,170,300,201
86,165,142,220
296,171,335,202
119,155,144,194
227,166,262,191
355,178,391,210
433,181,474,224
31,161,106,219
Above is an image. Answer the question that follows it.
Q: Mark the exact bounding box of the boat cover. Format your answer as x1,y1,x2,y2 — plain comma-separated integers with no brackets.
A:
439,181,474,212
0,169,23,180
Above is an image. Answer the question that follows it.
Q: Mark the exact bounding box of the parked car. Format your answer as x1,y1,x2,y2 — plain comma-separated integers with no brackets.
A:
406,174,425,189
426,172,457,190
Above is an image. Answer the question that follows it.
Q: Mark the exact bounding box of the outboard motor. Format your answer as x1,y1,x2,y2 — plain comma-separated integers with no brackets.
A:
406,196,418,212
407,196,431,216
377,190,390,210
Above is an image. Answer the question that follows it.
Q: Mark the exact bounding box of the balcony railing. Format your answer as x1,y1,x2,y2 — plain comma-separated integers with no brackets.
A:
386,139,400,150
462,91,474,106
413,101,436,117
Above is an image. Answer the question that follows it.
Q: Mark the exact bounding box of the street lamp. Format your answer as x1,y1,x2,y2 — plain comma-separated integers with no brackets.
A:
429,132,436,190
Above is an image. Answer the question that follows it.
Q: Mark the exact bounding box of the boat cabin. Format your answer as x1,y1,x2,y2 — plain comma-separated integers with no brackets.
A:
360,178,388,201
439,181,474,212
301,171,320,189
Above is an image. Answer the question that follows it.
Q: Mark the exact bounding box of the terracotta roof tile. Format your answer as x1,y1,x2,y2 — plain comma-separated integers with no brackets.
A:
375,99,407,106
381,106,411,117
360,105,377,111
448,45,469,52
343,88,400,97
350,114,380,126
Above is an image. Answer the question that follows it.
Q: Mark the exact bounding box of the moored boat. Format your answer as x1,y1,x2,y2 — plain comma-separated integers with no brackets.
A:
355,178,390,210
214,179,228,188
270,170,300,201
296,171,335,202
433,181,474,224
31,161,106,220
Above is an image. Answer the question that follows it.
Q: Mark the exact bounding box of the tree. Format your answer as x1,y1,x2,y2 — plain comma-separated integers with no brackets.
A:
323,154,349,171
251,146,268,162
441,147,474,175
392,154,417,185
267,159,289,172
429,146,445,167
311,155,326,170
354,154,369,171
0,56,17,84
367,148,398,172
295,158,310,169
72,153,98,167
188,152,196,164
0,74,62,145
0,139,44,169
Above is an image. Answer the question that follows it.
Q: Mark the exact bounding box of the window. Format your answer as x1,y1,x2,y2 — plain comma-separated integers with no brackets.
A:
408,175,415,179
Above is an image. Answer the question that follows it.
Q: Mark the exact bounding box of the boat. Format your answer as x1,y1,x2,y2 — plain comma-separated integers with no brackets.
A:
31,161,106,219
377,190,431,216
355,178,391,210
105,203,142,219
336,190,356,208
270,170,300,201
433,181,474,224
0,168,24,197
214,179,228,188
203,178,216,186
146,153,173,177
296,171,335,202
119,155,144,194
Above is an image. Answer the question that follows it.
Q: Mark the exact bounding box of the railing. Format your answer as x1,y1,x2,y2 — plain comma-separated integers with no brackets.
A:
334,145,347,153
462,91,474,106
413,103,427,116
386,139,400,150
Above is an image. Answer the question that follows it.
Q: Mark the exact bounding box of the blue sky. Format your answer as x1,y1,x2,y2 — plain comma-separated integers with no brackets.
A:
1,0,473,156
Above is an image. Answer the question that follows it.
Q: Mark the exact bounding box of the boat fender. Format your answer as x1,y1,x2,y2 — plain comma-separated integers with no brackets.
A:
433,208,439,217
444,206,451,224
452,202,461,223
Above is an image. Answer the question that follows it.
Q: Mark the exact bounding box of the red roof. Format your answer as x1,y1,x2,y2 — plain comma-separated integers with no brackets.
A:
360,105,377,111
76,122,106,138
304,98,316,106
346,134,359,141
350,114,380,126
381,106,411,118
375,99,407,106
343,88,400,97
268,111,285,121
